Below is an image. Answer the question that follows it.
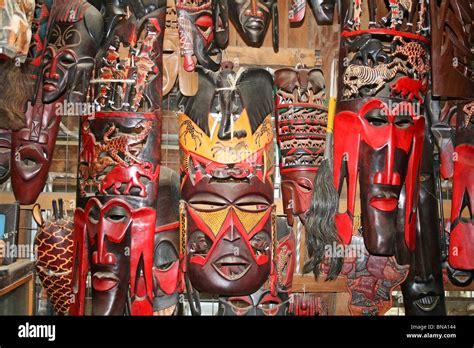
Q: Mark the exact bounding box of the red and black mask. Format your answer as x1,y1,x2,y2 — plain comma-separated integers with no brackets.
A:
275,67,327,226
11,0,103,205
334,99,425,255
74,198,156,315
70,1,166,316
227,0,279,51
217,216,295,316
175,0,222,72
179,65,276,296
449,101,474,271
182,175,274,296
153,167,181,315
0,129,11,184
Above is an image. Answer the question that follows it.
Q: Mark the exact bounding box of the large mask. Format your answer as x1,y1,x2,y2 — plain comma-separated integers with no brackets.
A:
227,0,279,51
274,66,327,226
10,0,103,205
70,1,166,316
175,0,223,72
334,99,424,254
449,101,474,271
397,137,446,315
179,64,276,296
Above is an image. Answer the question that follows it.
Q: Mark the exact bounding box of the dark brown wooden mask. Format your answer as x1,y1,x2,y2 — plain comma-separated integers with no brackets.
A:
10,0,103,205
227,0,279,51
275,67,327,226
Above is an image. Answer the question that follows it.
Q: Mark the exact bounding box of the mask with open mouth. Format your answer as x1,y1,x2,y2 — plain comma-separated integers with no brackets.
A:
179,64,275,295
227,0,279,51
11,0,103,205
275,66,327,226
70,0,166,316
217,216,295,316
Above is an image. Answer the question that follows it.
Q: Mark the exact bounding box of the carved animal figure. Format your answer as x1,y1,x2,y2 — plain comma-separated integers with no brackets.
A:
100,120,153,165
383,0,414,28
100,162,160,197
180,119,203,150
390,76,427,103
347,34,390,66
463,101,474,128
343,60,408,98
391,36,429,77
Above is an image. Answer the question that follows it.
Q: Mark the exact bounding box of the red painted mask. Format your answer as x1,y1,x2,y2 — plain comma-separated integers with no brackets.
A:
70,0,167,316
175,0,221,72
334,99,425,255
73,198,156,315
449,102,474,270
11,0,103,205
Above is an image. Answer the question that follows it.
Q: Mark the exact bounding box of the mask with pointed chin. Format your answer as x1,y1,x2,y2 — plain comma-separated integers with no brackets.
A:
179,65,276,295
228,0,278,50
334,99,425,255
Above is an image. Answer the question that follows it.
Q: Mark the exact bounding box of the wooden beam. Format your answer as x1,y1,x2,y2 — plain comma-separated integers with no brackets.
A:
224,46,322,67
